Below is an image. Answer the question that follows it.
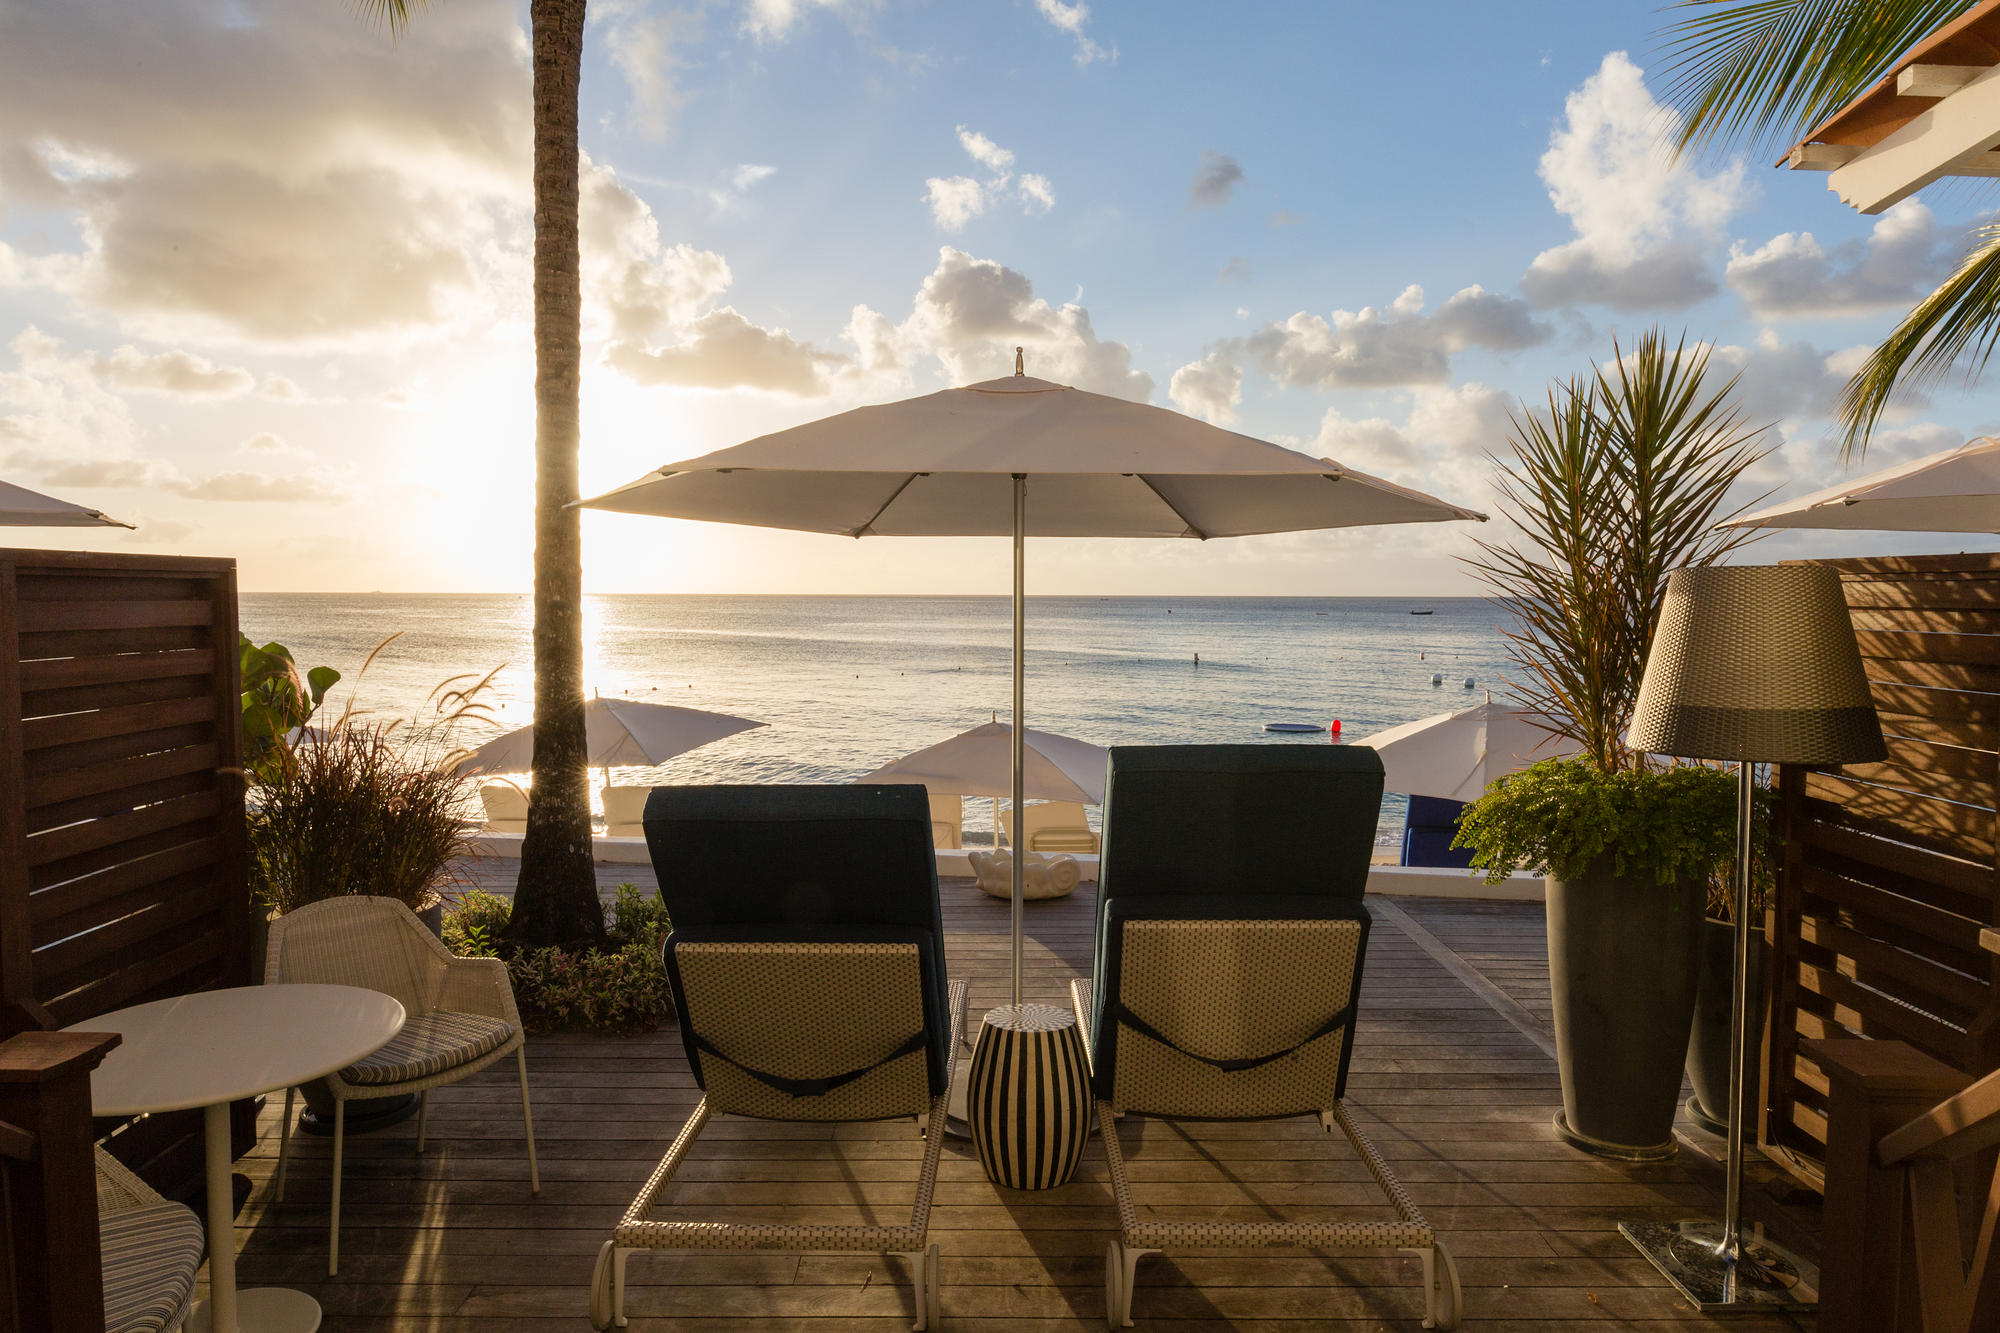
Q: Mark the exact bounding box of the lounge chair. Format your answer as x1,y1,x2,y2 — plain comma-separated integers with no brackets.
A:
1020,800,1099,853
479,782,528,833
603,784,650,838
265,896,539,1276
928,791,963,850
589,784,968,1331
96,1147,203,1333
1072,745,1460,1329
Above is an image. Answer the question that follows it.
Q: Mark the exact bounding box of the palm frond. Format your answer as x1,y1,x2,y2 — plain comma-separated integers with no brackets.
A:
1838,221,2000,458
1656,0,1975,159
350,0,426,37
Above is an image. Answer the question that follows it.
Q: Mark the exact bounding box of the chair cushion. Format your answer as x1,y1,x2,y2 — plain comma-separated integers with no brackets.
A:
101,1200,203,1333
338,1011,515,1086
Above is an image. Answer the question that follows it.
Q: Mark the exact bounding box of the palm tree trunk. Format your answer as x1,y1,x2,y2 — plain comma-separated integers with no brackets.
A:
507,0,606,951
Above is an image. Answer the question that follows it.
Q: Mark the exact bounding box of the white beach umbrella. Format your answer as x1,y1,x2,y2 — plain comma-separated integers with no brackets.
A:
859,720,1109,804
455,697,765,790
1725,436,2000,533
0,479,133,528
1359,699,1578,803
581,362,1486,1003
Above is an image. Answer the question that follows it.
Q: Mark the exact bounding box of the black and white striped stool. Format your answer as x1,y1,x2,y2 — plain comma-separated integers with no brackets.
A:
966,1003,1091,1190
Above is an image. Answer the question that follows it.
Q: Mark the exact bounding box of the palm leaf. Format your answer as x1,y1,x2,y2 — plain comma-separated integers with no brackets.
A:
1657,0,1975,158
351,0,425,36
1838,221,2000,456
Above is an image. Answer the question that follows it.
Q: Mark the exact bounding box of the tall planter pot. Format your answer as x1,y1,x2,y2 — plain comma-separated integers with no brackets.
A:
1547,865,1704,1161
1684,915,1764,1136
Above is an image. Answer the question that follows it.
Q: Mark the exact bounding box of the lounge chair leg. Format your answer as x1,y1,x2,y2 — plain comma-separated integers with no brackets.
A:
926,1242,941,1331
589,1240,626,1329
329,1098,345,1277
613,1244,629,1327
1318,1109,1336,1134
1416,1242,1462,1330
1104,1241,1153,1328
415,1090,429,1153
274,1087,295,1202
517,1047,541,1193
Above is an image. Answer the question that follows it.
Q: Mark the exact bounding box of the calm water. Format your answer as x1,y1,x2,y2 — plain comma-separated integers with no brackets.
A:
239,595,1516,845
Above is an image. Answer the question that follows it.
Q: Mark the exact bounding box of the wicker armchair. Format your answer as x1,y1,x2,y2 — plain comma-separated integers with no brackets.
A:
95,1147,203,1333
264,896,540,1275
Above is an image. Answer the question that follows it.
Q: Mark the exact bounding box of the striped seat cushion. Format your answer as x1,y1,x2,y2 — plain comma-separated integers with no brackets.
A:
338,1011,515,1086
101,1200,203,1333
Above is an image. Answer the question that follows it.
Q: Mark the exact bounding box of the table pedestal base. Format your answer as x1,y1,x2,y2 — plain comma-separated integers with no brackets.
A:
188,1286,322,1333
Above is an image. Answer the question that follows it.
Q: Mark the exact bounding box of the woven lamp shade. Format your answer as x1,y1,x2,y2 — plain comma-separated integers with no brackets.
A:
1630,565,1886,765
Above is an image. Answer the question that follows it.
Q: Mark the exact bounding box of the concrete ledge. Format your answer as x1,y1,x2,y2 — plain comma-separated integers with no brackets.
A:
466,832,1533,899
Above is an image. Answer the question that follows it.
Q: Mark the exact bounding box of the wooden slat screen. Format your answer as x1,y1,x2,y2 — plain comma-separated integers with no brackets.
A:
1770,553,2000,1183
0,548,249,1192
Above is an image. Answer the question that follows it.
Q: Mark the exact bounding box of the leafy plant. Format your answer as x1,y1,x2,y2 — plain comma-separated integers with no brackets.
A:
239,635,340,780
444,884,673,1034
1454,758,1743,887
1655,1,1989,459
1465,331,1770,773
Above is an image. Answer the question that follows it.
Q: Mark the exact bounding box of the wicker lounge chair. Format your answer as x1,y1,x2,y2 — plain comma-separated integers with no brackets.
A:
928,791,963,850
479,782,528,833
603,784,651,837
1072,745,1461,1329
96,1147,203,1333
589,784,968,1331
1019,800,1099,853
264,896,539,1275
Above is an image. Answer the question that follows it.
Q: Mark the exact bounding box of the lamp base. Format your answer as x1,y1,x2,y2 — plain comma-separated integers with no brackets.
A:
1618,1220,1817,1312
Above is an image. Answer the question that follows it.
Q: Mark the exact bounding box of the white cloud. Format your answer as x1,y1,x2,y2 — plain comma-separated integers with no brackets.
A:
91,345,255,398
1408,382,1516,456
924,175,989,232
1235,283,1551,391
1188,151,1245,209
741,0,858,40
1018,173,1055,214
1168,350,1242,424
924,127,1054,231
1310,409,1423,473
607,307,840,394
1522,51,1745,311
239,431,310,458
1218,257,1251,284
581,156,734,343
607,7,698,139
1727,200,1963,319
1034,0,1112,66
957,127,1015,176
169,469,346,503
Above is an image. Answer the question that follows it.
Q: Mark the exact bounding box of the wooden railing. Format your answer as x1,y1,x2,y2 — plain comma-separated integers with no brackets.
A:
1813,922,2000,1330
0,1029,120,1333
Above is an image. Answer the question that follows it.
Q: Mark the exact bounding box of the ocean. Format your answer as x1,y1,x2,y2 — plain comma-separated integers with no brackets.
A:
238,595,1517,847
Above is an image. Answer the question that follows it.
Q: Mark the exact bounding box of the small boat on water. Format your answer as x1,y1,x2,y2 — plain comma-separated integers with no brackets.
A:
1264,722,1324,733
1409,609,1434,615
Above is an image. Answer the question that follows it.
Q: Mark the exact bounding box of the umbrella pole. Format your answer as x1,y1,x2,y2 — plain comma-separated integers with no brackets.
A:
1011,473,1026,1008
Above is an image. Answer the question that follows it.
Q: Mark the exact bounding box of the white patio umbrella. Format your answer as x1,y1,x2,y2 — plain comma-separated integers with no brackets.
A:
455,697,765,795
581,360,1486,1003
1725,435,2000,533
859,720,1109,844
1358,698,1578,803
0,479,133,528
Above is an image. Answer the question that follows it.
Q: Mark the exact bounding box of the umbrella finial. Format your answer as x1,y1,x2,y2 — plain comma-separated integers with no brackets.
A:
1014,346,1024,376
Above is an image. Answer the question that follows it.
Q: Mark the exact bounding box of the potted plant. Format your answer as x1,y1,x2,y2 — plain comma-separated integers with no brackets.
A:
1455,330,1769,1159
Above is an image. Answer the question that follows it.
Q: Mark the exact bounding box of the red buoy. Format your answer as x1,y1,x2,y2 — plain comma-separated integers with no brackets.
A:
1328,718,1342,735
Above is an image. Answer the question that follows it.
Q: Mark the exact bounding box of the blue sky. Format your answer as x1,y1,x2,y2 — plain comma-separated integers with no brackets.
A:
1,0,1994,592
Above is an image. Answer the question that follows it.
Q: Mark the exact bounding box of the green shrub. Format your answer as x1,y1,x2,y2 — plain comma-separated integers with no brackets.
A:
445,884,673,1034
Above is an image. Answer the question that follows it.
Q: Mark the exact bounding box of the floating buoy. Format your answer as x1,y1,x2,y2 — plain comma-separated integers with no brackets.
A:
1264,722,1324,733
1463,677,1476,689
1431,673,1443,686
1329,719,1342,735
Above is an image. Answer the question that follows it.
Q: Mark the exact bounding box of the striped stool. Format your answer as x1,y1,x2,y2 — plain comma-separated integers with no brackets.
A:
967,1003,1091,1190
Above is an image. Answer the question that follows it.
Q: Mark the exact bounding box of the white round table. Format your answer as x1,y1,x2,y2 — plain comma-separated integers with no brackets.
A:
68,984,405,1333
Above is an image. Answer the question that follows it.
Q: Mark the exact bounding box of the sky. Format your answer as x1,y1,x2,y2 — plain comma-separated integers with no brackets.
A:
2,0,1997,595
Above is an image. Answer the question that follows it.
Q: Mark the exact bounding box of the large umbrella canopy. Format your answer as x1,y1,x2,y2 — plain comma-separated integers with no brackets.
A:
1359,699,1578,803
0,479,133,528
582,375,1487,536
858,721,1108,805
1725,436,2000,533
581,367,1486,1005
455,697,765,777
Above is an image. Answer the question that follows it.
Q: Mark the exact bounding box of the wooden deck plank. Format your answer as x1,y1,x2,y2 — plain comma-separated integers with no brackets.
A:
217,869,1812,1328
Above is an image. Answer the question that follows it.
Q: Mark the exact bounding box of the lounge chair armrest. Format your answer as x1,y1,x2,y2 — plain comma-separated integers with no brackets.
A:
441,955,521,1025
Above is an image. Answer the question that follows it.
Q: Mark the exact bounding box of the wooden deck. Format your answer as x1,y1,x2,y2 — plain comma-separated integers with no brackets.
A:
222,867,1818,1330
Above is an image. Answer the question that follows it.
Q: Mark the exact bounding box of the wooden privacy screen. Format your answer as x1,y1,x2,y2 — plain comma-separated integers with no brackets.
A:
0,549,249,1189
1769,552,2000,1182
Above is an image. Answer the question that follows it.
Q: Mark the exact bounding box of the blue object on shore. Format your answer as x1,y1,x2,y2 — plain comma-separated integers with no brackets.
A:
1401,794,1476,869
1263,722,1324,733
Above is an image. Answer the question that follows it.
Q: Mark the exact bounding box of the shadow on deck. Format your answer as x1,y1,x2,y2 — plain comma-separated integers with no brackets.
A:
222,865,1817,1329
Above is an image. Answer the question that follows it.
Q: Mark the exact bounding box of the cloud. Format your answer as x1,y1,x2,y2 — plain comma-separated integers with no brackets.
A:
1230,283,1552,391
1521,51,1745,311
1034,0,1112,66
239,431,310,458
1218,257,1251,284
37,458,171,489
1706,330,1900,425
1727,200,1963,319
121,516,197,545
606,307,840,394
168,470,346,503
742,0,857,40
0,0,529,347
924,127,1054,231
261,374,305,401
1270,210,1301,227
1188,151,1245,209
0,327,145,472
607,7,698,140
1408,382,1517,456
580,156,734,343
90,345,254,398
1168,350,1243,424
1310,410,1423,473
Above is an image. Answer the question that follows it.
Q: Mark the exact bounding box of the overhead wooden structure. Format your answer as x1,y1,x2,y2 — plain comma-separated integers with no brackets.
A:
1785,0,2000,212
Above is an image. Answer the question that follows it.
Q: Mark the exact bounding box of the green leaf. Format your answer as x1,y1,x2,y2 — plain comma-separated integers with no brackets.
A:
306,665,342,705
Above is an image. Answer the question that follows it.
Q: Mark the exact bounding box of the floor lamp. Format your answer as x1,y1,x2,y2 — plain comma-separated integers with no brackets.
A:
1622,564,1885,1311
